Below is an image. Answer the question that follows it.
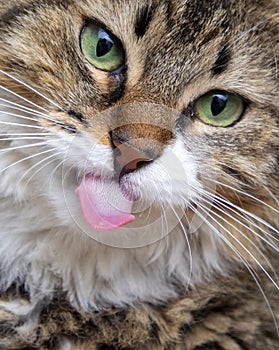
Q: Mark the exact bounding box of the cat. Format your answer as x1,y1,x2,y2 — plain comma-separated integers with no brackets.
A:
0,0,278,349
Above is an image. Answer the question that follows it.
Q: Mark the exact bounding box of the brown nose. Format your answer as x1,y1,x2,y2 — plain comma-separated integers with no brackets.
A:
110,131,154,177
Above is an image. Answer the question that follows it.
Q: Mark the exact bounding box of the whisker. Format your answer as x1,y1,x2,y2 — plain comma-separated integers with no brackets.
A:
198,187,279,245
47,159,65,192
0,110,39,123
195,200,279,290
0,100,51,119
0,148,57,175
274,47,278,81
0,136,49,141
0,84,49,113
214,192,279,235
18,152,63,191
159,205,169,242
198,180,279,235
0,99,76,132
0,133,50,136
160,205,169,241
187,201,261,281
198,196,278,280
203,176,279,214
208,191,279,243
0,69,62,110
265,187,279,206
0,142,48,154
189,202,279,337
0,77,76,132
170,203,193,288
0,120,46,130
146,206,169,265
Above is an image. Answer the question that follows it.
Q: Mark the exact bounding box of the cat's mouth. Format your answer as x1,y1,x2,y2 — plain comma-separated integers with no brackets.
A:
75,174,137,232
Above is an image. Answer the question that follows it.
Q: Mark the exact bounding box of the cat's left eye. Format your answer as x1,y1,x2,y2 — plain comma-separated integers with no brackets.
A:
80,23,125,72
194,91,245,127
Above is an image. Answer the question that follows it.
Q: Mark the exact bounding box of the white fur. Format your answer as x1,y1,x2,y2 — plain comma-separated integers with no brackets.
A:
0,98,228,319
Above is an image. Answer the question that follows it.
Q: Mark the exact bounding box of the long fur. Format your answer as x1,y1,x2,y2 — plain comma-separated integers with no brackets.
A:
0,0,278,349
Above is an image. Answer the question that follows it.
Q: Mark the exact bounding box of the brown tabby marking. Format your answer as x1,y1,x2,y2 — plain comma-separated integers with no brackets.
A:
0,0,278,349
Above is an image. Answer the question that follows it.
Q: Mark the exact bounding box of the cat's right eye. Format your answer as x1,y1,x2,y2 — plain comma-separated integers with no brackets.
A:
80,23,125,72
194,90,245,127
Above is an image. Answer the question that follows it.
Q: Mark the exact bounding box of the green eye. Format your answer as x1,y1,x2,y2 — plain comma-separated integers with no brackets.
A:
194,91,245,127
80,23,125,72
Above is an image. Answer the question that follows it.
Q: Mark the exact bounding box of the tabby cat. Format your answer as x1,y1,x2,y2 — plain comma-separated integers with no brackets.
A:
0,0,278,349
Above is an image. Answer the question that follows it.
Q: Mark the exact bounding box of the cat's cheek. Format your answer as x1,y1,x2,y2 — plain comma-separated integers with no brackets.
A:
45,130,114,176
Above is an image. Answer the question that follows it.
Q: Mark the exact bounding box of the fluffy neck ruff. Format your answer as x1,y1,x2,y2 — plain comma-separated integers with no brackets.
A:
0,189,229,315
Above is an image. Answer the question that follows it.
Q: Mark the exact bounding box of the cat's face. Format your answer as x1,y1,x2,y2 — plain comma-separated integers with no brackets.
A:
0,0,278,255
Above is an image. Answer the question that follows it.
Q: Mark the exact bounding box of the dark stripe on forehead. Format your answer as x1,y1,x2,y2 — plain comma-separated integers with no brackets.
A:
212,44,232,76
135,5,153,38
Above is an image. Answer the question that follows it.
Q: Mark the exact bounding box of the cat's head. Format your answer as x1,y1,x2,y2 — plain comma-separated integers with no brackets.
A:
0,0,278,258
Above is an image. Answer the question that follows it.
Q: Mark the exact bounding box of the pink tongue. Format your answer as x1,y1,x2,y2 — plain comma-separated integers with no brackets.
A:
76,175,135,232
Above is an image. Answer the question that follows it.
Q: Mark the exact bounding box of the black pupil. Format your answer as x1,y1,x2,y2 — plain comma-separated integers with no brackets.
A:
211,94,228,116
96,30,114,57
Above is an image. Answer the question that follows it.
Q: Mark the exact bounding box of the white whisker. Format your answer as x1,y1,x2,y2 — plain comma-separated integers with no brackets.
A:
169,203,193,288
197,196,278,280
0,120,45,130
0,101,51,119
0,100,75,131
0,110,38,123
195,200,279,290
204,176,279,214
0,69,62,110
190,202,279,337
198,180,279,235
18,152,63,191
198,187,279,245
0,142,48,154
187,202,262,283
0,133,50,136
47,159,66,191
0,148,57,175
0,84,49,113
146,206,169,265
265,186,279,206
0,137,48,141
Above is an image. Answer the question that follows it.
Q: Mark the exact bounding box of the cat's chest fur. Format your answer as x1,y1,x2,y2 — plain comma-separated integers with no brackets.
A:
0,0,278,349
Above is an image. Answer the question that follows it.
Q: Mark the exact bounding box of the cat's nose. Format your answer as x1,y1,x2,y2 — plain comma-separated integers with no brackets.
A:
106,103,175,177
110,131,154,176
